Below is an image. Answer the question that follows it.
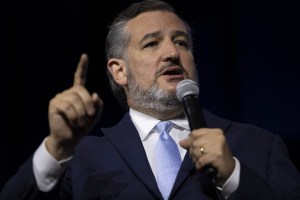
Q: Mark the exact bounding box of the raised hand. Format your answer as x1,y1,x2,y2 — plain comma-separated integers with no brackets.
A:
46,53,103,160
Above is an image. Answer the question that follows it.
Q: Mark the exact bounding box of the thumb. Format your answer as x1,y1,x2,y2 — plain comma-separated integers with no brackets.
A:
179,138,189,149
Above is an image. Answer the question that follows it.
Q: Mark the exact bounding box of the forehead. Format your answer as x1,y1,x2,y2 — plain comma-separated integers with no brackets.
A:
126,11,188,41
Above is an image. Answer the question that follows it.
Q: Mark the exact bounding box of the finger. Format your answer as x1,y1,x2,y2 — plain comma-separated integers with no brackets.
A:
58,91,87,120
49,96,78,128
179,138,189,149
73,53,89,86
92,93,103,116
66,86,97,116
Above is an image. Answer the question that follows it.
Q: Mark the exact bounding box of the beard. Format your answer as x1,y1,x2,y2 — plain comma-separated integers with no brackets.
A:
126,67,182,112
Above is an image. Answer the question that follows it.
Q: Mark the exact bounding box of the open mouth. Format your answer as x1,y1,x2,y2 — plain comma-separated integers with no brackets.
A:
162,66,184,76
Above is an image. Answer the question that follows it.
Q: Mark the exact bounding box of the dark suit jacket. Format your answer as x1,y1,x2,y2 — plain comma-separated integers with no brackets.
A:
1,110,300,200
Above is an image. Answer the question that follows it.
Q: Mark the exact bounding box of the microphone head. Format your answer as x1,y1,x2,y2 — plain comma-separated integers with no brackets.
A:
176,79,199,102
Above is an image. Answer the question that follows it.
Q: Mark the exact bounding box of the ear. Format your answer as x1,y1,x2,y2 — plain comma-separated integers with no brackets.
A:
107,58,128,86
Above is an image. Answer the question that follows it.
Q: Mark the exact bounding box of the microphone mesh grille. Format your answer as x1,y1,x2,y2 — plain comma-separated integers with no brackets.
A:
176,79,199,102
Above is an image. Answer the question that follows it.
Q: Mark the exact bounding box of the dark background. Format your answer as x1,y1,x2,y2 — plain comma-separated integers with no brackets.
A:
2,0,300,189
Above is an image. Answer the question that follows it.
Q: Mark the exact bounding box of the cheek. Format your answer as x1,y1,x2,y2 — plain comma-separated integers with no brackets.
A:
190,68,198,81
129,58,158,80
134,68,157,84
185,56,197,78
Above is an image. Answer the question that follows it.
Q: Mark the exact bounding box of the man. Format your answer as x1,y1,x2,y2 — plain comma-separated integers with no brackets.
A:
1,0,300,199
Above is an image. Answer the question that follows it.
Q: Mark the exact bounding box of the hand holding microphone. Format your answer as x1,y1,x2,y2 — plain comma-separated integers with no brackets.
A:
177,79,235,184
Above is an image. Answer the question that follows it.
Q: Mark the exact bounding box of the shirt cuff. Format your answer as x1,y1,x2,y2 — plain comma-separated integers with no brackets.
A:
217,157,240,199
33,137,72,192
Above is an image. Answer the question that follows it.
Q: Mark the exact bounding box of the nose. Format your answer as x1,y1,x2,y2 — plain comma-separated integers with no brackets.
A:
161,41,180,61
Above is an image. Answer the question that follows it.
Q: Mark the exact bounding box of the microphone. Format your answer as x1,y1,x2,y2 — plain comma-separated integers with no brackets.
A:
176,79,217,177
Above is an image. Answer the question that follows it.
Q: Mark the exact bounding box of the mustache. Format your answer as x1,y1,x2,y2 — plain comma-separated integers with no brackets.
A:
155,61,185,78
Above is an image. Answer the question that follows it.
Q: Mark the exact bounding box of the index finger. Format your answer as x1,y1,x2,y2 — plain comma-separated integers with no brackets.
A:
73,53,89,86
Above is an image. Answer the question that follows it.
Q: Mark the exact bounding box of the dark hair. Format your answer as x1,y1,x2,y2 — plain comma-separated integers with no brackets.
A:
105,0,192,109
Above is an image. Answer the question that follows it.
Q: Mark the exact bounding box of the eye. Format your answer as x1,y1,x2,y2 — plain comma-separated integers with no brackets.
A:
144,41,159,48
175,40,189,48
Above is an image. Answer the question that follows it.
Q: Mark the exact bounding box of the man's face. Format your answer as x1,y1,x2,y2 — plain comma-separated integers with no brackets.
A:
123,11,198,111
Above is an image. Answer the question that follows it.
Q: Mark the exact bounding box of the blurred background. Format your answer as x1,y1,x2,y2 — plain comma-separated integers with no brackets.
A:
2,0,299,189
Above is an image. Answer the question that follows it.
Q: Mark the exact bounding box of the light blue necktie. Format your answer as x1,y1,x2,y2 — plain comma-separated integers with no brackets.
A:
155,121,182,200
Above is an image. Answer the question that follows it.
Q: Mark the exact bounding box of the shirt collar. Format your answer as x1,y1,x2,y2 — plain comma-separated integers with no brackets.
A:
129,108,190,140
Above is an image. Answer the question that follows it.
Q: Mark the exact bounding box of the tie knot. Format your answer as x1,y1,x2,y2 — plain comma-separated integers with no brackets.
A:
156,121,173,134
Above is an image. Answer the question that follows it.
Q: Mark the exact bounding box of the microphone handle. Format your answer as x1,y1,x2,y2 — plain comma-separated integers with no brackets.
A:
182,95,217,178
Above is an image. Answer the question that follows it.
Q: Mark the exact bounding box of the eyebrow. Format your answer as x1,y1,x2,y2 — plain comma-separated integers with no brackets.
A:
139,31,161,45
139,30,190,45
173,30,190,40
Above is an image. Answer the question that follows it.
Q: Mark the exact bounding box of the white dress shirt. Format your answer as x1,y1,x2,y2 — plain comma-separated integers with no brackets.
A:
129,108,191,175
129,109,240,199
33,108,240,198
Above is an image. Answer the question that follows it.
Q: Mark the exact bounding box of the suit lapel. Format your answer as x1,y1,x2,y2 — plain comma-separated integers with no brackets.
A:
172,152,195,190
101,113,162,199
